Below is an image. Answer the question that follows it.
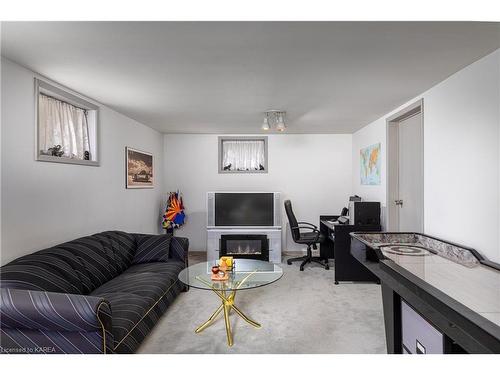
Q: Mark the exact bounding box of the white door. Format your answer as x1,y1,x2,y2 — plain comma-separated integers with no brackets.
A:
397,113,423,232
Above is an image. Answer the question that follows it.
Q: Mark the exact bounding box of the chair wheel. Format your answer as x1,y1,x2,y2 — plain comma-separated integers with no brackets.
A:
287,260,292,265
300,266,304,271
325,265,330,270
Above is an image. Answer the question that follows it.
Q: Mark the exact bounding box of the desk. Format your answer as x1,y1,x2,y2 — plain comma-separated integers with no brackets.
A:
319,216,381,284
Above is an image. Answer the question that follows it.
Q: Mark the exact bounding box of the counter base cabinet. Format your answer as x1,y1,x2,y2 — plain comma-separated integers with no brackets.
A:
381,283,468,354
402,300,444,354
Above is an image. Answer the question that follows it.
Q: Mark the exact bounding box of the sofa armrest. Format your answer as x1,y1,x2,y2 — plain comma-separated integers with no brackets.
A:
0,288,113,353
170,236,189,267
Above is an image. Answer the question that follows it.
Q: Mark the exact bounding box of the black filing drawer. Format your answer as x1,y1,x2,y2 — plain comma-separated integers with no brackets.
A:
401,300,444,354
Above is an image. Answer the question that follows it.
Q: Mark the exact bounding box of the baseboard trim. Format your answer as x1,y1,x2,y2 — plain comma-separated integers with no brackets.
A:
189,251,207,256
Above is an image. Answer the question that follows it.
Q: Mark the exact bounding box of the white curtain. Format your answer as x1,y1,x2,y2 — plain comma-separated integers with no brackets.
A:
222,140,265,171
39,94,90,159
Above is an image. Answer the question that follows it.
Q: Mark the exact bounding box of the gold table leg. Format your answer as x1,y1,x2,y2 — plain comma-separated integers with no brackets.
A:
194,303,223,334
230,303,261,328
223,297,233,347
194,278,261,347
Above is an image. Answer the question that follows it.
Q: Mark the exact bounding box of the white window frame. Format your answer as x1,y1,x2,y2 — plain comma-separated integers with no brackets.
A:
35,78,100,167
218,136,268,174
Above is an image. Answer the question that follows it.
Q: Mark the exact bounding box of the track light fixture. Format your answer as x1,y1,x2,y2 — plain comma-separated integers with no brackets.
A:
262,110,286,132
262,116,270,131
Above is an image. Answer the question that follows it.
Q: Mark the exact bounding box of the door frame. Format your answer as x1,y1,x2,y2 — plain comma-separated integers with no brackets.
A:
385,99,424,232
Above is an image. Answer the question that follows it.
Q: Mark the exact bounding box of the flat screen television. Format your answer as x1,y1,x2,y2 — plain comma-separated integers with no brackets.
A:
207,192,280,227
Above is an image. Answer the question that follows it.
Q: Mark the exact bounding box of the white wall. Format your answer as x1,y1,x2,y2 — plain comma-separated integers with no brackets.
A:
352,49,500,262
163,134,352,252
0,57,3,260
1,59,165,265
351,120,388,228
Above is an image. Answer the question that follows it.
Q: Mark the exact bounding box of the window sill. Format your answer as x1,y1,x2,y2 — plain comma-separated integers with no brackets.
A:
37,154,100,167
218,169,268,174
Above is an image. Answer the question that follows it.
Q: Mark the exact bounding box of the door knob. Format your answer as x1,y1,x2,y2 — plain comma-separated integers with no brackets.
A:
395,199,403,207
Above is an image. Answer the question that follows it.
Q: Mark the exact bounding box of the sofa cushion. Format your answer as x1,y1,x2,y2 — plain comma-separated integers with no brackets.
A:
91,260,184,302
90,261,185,346
132,234,171,264
93,292,149,346
92,231,136,274
113,279,185,353
124,261,185,276
55,231,136,293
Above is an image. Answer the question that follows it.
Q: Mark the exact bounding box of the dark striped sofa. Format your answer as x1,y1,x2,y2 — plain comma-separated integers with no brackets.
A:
0,231,189,354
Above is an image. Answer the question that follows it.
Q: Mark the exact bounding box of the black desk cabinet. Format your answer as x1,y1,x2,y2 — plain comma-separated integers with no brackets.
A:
319,215,338,260
319,217,381,284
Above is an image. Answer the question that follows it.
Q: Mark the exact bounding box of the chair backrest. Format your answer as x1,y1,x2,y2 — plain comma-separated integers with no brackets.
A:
284,200,300,242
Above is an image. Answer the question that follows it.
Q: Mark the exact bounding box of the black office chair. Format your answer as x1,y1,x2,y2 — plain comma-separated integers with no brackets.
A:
284,200,329,271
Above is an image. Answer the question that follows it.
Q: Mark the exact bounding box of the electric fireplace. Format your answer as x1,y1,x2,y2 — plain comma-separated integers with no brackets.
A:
220,234,269,261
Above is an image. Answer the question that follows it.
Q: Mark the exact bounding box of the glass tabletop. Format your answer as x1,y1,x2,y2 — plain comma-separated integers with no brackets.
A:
178,259,283,291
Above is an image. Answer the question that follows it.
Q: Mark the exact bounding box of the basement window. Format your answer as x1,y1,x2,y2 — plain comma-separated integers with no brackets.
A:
218,136,268,173
35,79,99,166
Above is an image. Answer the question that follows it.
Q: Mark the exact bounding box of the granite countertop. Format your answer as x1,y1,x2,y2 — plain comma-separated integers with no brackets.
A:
350,232,500,329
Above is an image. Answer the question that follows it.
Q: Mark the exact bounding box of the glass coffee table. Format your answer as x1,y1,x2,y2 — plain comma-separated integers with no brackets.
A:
178,259,283,347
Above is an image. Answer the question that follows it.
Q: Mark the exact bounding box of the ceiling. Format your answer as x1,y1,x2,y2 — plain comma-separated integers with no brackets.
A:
2,22,499,134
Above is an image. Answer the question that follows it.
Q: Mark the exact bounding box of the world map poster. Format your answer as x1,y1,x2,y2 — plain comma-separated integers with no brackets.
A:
360,143,381,185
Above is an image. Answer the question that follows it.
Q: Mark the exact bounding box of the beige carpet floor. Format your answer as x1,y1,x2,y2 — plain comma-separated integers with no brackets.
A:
138,255,387,354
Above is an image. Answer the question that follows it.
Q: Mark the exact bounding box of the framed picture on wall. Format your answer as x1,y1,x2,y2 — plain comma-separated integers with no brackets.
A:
126,147,154,189
360,142,381,185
